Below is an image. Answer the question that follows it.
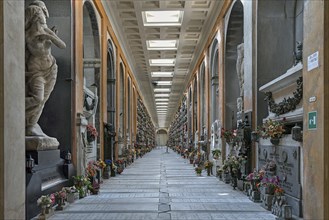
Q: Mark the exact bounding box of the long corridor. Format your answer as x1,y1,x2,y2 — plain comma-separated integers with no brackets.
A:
50,148,276,220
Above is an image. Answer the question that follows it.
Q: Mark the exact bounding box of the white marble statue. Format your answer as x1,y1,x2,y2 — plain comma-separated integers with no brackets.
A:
236,43,244,97
25,1,66,137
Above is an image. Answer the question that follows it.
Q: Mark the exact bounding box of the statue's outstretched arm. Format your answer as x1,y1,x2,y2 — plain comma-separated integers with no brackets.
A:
43,27,66,49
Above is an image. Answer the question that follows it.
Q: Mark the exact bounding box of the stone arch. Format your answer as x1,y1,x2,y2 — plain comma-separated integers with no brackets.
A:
118,62,125,142
127,77,132,145
156,129,168,146
209,37,219,124
104,38,116,161
199,61,206,131
224,0,244,129
83,0,101,160
192,78,198,140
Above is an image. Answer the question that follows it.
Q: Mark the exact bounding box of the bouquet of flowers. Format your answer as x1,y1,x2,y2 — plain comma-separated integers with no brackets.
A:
86,124,98,142
257,176,281,195
53,189,67,200
37,195,54,207
95,159,106,169
86,160,97,177
274,186,285,196
259,119,285,139
221,128,238,143
204,160,214,169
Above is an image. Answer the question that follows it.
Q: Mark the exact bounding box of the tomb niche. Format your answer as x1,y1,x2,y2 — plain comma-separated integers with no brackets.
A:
78,1,101,177
257,0,304,218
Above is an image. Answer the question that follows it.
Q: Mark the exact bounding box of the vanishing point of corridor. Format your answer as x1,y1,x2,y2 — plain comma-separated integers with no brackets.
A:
49,148,276,220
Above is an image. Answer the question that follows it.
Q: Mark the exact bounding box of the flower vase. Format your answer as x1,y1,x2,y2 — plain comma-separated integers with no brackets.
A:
270,138,280,146
251,131,259,142
56,198,65,210
207,167,211,176
87,131,95,143
67,193,75,203
228,142,236,156
41,205,48,215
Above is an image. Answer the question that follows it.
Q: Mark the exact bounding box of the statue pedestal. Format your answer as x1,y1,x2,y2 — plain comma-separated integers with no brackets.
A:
26,149,71,219
26,136,59,151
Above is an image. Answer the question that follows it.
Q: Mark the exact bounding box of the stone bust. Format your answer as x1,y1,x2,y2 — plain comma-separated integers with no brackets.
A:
236,43,244,97
25,1,66,137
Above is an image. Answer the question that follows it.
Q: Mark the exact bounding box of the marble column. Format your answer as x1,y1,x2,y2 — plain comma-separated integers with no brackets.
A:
0,0,25,219
303,1,329,219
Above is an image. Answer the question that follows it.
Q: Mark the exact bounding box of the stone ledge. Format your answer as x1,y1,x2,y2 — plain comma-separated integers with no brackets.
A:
26,136,59,151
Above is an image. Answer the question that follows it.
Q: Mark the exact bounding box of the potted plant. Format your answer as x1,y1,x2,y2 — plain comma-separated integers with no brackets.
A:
212,149,221,160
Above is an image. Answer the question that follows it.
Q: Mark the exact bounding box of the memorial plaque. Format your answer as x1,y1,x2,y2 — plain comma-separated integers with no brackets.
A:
258,144,301,199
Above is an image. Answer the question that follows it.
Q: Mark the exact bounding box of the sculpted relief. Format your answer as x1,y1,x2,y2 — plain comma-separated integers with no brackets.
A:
236,43,244,97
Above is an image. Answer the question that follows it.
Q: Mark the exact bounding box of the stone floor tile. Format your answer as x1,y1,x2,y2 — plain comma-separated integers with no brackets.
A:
48,147,277,220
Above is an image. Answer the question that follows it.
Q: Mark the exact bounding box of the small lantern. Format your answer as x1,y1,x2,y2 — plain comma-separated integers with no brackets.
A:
292,124,303,142
65,151,72,164
26,154,34,173
282,205,292,219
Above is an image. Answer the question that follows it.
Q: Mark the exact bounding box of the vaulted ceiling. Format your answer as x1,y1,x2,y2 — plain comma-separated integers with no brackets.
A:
103,0,225,128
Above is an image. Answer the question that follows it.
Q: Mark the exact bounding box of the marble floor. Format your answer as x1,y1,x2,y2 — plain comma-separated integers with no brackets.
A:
49,147,276,220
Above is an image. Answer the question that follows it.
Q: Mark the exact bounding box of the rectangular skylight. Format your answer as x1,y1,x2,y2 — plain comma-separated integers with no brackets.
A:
151,72,174,77
155,98,169,102
149,59,175,66
154,88,171,92
156,81,172,86
155,94,170,97
142,11,184,26
147,40,178,50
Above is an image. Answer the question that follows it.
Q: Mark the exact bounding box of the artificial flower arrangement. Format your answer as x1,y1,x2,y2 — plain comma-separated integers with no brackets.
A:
222,155,247,174
52,189,67,201
95,159,106,170
73,175,91,189
211,149,221,159
86,124,98,142
221,128,238,143
195,166,202,174
86,160,98,177
274,186,285,196
246,169,265,183
256,119,285,139
37,194,54,208
204,160,214,169
256,176,281,195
